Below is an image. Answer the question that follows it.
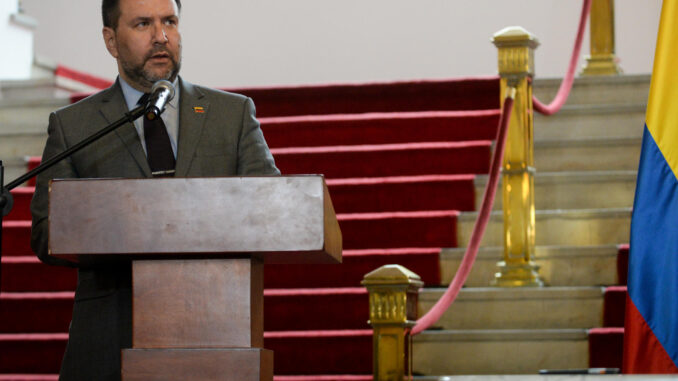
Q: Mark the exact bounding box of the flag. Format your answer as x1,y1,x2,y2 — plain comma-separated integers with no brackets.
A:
624,0,678,373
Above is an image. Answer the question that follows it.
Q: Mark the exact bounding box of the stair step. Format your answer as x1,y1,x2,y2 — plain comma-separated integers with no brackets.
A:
2,221,32,255
264,288,368,331
457,208,631,247
232,77,500,117
0,292,73,333
441,245,621,287
588,327,624,369
0,288,369,333
419,287,604,330
329,175,476,214
0,376,58,381
261,110,499,149
4,187,34,221
534,104,645,141
265,248,441,288
1,256,77,292
476,171,636,210
413,329,588,375
272,141,491,179
533,74,650,107
0,333,67,374
535,137,641,172
0,99,68,135
603,286,627,328
338,210,457,249
264,329,372,375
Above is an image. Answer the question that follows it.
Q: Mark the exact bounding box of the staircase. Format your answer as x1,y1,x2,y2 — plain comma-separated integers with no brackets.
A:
415,74,647,375
0,73,646,379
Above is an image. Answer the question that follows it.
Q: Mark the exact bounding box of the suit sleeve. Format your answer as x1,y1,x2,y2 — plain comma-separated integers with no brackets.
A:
236,97,280,176
30,111,79,267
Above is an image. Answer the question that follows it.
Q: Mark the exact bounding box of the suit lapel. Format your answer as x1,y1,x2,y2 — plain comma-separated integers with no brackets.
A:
99,81,152,177
175,78,209,177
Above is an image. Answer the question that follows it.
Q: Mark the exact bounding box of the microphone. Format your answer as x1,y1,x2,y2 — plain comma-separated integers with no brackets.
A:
145,80,175,120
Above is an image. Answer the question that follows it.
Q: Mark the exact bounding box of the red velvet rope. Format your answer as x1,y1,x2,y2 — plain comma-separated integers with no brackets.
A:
533,0,592,115
411,93,514,336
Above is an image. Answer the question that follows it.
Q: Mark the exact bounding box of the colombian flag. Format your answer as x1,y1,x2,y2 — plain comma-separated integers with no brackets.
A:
624,0,678,373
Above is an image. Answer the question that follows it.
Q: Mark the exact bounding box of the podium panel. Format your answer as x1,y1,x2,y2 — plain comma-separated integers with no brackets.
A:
48,176,342,381
122,348,273,381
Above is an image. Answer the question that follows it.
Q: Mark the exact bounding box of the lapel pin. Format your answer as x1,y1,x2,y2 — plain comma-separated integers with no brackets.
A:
193,106,205,113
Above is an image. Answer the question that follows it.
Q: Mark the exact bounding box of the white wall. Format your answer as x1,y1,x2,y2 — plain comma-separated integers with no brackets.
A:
0,0,34,80
20,0,662,88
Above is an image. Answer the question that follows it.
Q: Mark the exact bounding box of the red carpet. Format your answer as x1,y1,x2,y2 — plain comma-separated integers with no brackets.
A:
588,327,624,369
3,77,500,378
261,110,500,148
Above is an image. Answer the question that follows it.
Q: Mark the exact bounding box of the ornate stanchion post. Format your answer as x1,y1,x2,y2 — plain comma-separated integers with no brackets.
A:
581,0,622,75
362,265,423,381
491,27,543,287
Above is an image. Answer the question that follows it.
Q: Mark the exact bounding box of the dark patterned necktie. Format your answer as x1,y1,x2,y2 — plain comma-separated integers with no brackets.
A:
138,93,176,177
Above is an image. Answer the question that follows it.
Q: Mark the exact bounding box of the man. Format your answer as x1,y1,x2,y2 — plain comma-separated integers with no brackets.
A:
30,0,279,379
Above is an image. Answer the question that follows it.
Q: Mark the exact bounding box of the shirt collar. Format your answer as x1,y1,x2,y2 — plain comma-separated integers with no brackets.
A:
118,76,180,112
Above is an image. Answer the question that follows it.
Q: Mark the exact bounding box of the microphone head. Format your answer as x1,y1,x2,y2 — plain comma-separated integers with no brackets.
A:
151,79,175,101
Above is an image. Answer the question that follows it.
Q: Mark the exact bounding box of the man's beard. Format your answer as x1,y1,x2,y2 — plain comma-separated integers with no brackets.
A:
121,50,181,90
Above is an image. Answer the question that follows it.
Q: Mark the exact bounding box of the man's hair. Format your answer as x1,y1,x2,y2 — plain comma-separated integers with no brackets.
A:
102,0,182,29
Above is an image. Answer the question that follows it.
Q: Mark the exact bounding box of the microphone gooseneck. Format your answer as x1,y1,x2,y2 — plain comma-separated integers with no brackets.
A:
145,80,176,120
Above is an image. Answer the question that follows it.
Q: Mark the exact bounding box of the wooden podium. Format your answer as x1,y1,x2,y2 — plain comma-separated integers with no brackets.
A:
48,176,342,381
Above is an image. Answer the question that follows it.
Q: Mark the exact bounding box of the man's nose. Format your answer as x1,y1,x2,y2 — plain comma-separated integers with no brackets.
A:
152,24,168,44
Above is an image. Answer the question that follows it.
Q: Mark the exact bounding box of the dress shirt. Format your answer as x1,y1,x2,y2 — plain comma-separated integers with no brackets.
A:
119,76,180,158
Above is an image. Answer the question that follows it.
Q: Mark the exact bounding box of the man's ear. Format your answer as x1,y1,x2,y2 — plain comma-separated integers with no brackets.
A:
102,27,119,58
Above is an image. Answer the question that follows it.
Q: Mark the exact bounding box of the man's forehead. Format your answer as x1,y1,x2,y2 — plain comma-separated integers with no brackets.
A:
118,0,179,19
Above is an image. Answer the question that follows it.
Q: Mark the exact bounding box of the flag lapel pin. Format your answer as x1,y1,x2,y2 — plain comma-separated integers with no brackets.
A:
193,106,205,114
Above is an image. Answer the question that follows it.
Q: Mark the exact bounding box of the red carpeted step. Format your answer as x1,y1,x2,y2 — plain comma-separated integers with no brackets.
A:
265,248,440,289
261,110,500,148
0,333,67,374
327,175,476,213
0,292,73,333
603,286,627,328
5,187,34,221
338,211,457,250
233,77,500,117
265,330,372,375
70,77,500,117
1,257,77,292
264,288,368,331
0,376,58,381
588,327,624,369
617,243,629,285
2,221,32,256
273,141,491,179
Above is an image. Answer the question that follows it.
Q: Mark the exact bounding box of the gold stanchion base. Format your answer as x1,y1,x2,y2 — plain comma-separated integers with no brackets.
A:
581,54,623,76
491,261,544,287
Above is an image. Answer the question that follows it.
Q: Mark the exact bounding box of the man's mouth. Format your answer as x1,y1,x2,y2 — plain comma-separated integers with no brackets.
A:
148,52,170,61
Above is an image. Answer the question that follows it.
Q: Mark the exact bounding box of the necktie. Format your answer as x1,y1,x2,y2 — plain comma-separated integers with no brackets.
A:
138,93,176,177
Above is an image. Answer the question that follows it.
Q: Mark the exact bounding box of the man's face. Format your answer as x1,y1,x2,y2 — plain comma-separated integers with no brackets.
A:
103,0,182,91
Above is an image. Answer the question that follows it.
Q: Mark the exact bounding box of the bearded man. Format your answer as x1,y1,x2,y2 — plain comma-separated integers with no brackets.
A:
30,0,279,379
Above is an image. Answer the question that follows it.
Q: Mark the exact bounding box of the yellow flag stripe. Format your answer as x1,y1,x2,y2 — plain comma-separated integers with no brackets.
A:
646,0,678,180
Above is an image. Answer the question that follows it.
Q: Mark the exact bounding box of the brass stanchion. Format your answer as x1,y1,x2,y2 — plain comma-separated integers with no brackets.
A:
491,27,543,287
362,265,423,381
581,0,623,75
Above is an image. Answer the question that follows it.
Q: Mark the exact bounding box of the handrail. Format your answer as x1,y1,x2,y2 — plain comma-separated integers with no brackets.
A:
411,87,515,335
533,0,592,115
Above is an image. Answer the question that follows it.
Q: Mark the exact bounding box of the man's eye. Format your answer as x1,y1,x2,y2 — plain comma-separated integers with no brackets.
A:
136,21,149,28
164,19,177,26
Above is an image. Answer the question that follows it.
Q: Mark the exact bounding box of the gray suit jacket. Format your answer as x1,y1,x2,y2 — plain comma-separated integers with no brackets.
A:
30,77,279,380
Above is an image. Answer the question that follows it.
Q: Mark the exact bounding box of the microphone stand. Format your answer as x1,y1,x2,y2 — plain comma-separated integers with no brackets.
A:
0,104,148,292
